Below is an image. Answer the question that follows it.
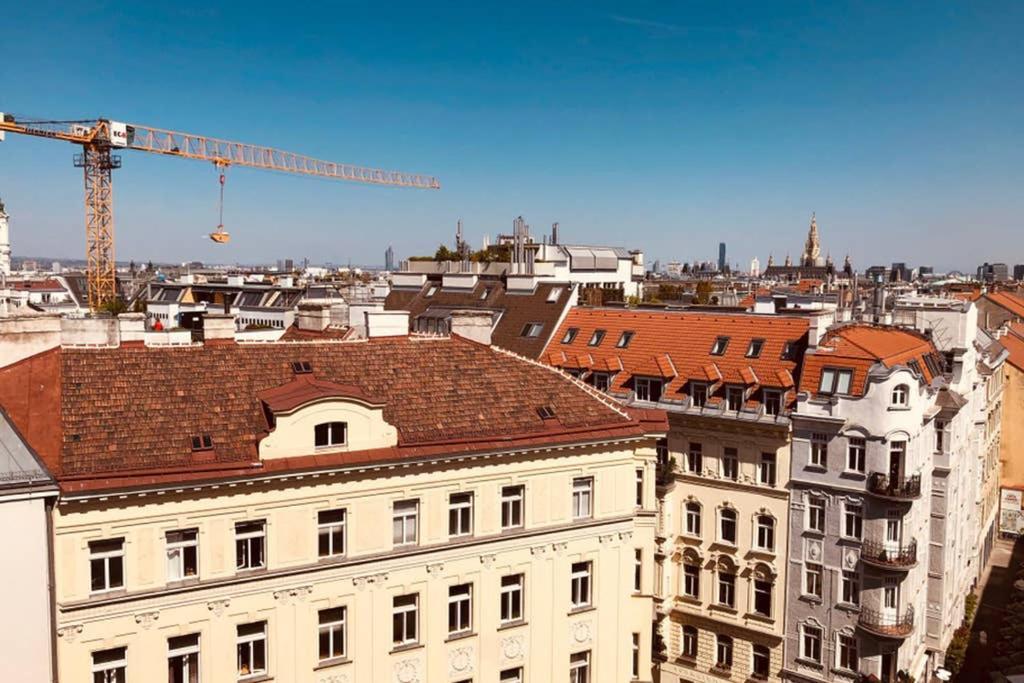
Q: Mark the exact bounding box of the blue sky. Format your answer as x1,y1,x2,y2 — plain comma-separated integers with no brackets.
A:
1,1,1022,270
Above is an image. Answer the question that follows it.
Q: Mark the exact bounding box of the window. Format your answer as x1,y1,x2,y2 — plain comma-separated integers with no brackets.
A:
722,447,739,480
810,433,828,467
752,644,771,679
93,647,127,683
90,538,124,593
425,286,437,297
818,367,853,395
763,390,782,416
291,360,312,374
756,515,775,551
841,570,860,606
746,338,765,358
314,421,346,448
753,578,773,616
843,504,863,540
561,327,579,344
168,634,199,683
521,322,544,338
635,377,663,402
500,574,524,623
719,508,737,544
588,329,606,346
570,651,590,683
759,453,776,486
718,569,736,607
448,583,473,635
681,626,698,659
683,562,700,598
715,634,733,669
617,331,635,348
686,442,703,474
634,549,643,592
572,477,593,519
935,419,948,453
591,372,610,392
166,529,198,581
635,468,644,507
480,286,492,300
392,594,419,646
318,607,347,662
500,668,523,683
891,383,909,406
236,622,267,679
801,625,822,663
804,563,823,598
691,382,708,408
449,492,474,537
393,500,419,546
847,437,866,473
235,521,266,571
191,434,213,451
631,633,640,679
685,502,702,537
710,336,730,355
318,509,347,558
883,577,899,609
726,386,744,411
547,287,563,302
571,561,592,609
908,359,922,376
781,341,796,360
837,634,858,671
656,438,669,466
501,485,524,529
807,497,826,533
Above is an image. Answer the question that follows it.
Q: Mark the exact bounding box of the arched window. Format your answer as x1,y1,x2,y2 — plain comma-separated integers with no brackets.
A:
719,508,737,545
685,502,702,537
681,625,699,659
891,384,909,407
755,515,775,552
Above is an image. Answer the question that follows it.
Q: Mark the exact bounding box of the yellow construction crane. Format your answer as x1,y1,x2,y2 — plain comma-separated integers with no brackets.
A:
0,113,440,310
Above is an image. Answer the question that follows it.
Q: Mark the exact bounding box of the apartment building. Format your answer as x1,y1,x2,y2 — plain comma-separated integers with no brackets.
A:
542,307,811,683
0,311,666,683
999,323,1024,533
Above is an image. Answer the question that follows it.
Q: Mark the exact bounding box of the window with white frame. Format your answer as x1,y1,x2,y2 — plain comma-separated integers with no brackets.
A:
801,624,822,663
168,634,199,683
883,577,899,609
818,367,853,395
448,583,473,636
617,330,635,348
501,485,524,529
847,437,866,473
571,561,592,609
763,390,782,416
722,447,739,480
93,647,127,683
710,336,730,355
843,503,863,540
807,496,826,533
719,508,737,545
752,644,771,680
392,500,419,546
837,634,858,671
691,382,709,407
753,578,772,616
572,477,593,519
810,433,828,467
317,509,346,558
631,633,640,679
318,607,346,662
520,322,544,338
804,563,823,599
166,529,198,582
634,549,643,593
841,570,860,606
500,668,523,683
89,538,125,593
686,442,703,474
716,634,733,669
685,502,702,537
235,521,266,571
449,492,474,538
561,328,579,344
717,568,736,607
569,651,590,683
755,515,775,551
236,622,267,679
591,372,610,392
635,376,663,402
314,421,347,448
392,594,418,646
588,329,606,346
759,452,777,486
891,383,909,407
547,287,564,303
683,562,700,599
935,419,949,453
746,338,765,358
726,386,744,411
500,574,524,623
681,625,698,659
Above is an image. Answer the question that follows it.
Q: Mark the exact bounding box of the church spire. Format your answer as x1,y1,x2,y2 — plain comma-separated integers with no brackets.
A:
802,212,822,267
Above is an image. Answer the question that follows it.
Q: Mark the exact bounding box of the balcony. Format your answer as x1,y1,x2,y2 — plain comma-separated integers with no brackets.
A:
867,472,921,501
860,539,917,570
858,607,914,639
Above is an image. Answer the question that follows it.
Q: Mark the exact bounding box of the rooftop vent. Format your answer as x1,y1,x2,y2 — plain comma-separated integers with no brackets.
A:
191,434,213,451
292,361,313,374
537,405,557,420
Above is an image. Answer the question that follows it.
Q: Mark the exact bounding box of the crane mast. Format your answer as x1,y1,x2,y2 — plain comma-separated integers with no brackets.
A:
0,113,440,310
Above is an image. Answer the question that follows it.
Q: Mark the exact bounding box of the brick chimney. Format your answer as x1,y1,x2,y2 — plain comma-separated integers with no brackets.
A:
450,309,492,345
202,312,236,344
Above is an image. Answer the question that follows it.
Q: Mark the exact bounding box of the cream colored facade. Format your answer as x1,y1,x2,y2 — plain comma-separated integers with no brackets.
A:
53,437,660,683
656,412,791,683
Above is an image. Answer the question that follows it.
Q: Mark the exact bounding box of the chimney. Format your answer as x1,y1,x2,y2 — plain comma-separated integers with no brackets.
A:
347,302,384,337
806,311,833,349
117,312,146,345
202,312,236,343
297,303,331,332
450,309,493,345
60,316,118,346
365,311,410,338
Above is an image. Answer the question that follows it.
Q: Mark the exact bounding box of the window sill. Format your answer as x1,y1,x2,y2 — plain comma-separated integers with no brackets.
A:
799,594,823,605
837,536,863,546
497,619,527,632
569,605,597,616
887,406,911,412
390,642,424,655
745,612,774,624
317,554,347,565
676,655,697,666
445,630,476,643
803,529,825,538
710,604,738,615
238,674,272,683
804,464,827,473
314,658,351,671
835,603,861,614
89,588,127,598
167,576,201,588
677,595,701,605
795,658,823,670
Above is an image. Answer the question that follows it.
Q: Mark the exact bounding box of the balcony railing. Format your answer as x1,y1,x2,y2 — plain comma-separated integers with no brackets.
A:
867,472,921,500
860,539,918,569
858,607,914,638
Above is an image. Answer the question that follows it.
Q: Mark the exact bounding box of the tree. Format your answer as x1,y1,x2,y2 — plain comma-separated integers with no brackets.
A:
695,281,713,305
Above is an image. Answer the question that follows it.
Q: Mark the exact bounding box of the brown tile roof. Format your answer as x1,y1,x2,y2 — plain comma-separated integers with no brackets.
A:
0,336,660,492
12,279,65,292
279,325,353,341
543,308,809,405
384,279,573,358
984,291,1024,319
1002,323,1024,372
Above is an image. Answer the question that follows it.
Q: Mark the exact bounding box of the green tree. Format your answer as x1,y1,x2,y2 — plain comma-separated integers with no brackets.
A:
695,281,713,305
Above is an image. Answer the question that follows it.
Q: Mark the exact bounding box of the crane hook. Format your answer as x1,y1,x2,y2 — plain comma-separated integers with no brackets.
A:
209,161,231,244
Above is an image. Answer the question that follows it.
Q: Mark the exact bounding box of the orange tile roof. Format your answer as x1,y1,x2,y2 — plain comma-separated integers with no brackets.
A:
543,308,809,405
1003,323,1024,372
985,291,1024,319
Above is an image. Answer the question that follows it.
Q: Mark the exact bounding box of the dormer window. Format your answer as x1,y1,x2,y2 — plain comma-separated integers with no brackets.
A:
710,336,730,356
746,339,765,358
588,329,606,347
891,384,909,407
291,360,313,374
521,322,544,338
561,327,579,344
191,434,213,451
546,287,563,302
314,422,347,448
616,331,635,348
818,367,853,395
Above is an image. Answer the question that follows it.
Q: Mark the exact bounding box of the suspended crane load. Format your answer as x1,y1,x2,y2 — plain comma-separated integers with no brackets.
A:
0,112,440,310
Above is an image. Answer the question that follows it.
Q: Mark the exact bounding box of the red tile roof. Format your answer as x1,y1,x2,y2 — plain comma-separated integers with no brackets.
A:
12,279,65,292
1003,323,1024,372
984,291,1024,319
543,308,809,405
0,336,663,492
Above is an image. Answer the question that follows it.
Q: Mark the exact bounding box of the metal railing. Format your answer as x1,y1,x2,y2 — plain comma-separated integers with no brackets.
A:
867,472,921,500
858,606,914,638
860,539,917,568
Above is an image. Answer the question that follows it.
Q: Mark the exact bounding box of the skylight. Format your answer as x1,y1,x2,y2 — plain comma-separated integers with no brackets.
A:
588,329,606,347
521,322,544,338
546,287,564,303
191,434,213,451
746,339,765,358
616,331,635,348
710,336,730,355
291,360,313,374
561,327,579,344
537,405,557,420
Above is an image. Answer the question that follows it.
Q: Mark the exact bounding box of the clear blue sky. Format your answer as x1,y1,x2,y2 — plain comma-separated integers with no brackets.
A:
2,1,1022,270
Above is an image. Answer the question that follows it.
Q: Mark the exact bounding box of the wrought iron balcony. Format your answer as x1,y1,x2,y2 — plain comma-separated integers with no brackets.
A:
858,606,914,638
867,472,921,500
860,539,917,570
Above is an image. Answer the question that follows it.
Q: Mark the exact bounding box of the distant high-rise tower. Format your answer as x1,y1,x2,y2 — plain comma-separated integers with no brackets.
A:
801,212,824,267
750,256,760,277
0,197,10,277
718,242,727,272
385,245,395,271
